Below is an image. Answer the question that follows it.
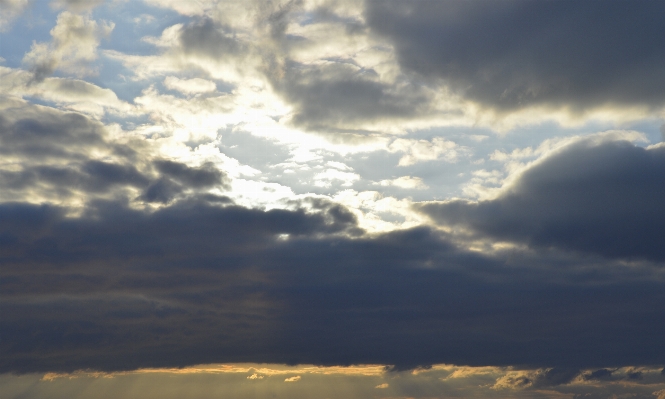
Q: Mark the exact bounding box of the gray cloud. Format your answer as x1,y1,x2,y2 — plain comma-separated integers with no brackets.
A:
5,1,665,379
264,0,302,41
0,100,108,160
418,137,665,261
582,368,615,381
0,98,228,204
531,368,580,388
154,160,227,189
3,196,665,373
179,18,244,60
0,162,148,199
3,104,665,373
141,161,230,204
271,60,433,131
365,0,665,112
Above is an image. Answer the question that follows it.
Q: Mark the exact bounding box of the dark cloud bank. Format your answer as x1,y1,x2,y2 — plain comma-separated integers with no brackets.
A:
366,0,665,111
4,133,665,373
4,195,665,375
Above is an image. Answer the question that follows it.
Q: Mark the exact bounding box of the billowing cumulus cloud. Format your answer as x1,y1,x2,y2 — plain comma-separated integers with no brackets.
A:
23,11,114,82
418,135,665,261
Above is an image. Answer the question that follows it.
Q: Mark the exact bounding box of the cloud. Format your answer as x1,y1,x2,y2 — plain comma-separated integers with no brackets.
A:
0,67,133,117
4,190,665,373
492,371,533,390
492,368,580,390
111,16,253,82
284,376,301,382
271,59,437,132
417,135,665,261
4,364,665,399
178,18,244,60
0,97,228,205
50,0,104,11
0,96,110,161
5,0,665,383
582,369,615,382
388,138,460,166
106,1,466,137
23,11,114,82
154,160,227,189
0,0,28,32
365,0,665,115
378,176,428,190
163,77,217,95
375,383,389,389
313,168,360,188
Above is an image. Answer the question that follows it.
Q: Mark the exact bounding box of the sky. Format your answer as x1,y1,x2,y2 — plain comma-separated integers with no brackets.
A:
2,0,665,398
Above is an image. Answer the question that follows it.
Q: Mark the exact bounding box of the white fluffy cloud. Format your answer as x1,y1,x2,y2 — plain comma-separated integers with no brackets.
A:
378,176,428,190
22,11,114,81
388,137,460,166
163,76,217,94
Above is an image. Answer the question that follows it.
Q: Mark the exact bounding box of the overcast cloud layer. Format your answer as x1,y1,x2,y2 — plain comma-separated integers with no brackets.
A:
2,1,665,398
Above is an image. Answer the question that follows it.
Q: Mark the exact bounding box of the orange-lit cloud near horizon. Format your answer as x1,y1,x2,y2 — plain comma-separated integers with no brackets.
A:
5,364,658,399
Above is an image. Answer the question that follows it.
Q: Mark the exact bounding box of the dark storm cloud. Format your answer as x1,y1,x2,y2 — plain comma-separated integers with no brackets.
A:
418,137,665,261
3,196,665,373
365,0,665,111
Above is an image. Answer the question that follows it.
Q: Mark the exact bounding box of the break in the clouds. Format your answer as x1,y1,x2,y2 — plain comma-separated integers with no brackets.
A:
2,1,665,399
